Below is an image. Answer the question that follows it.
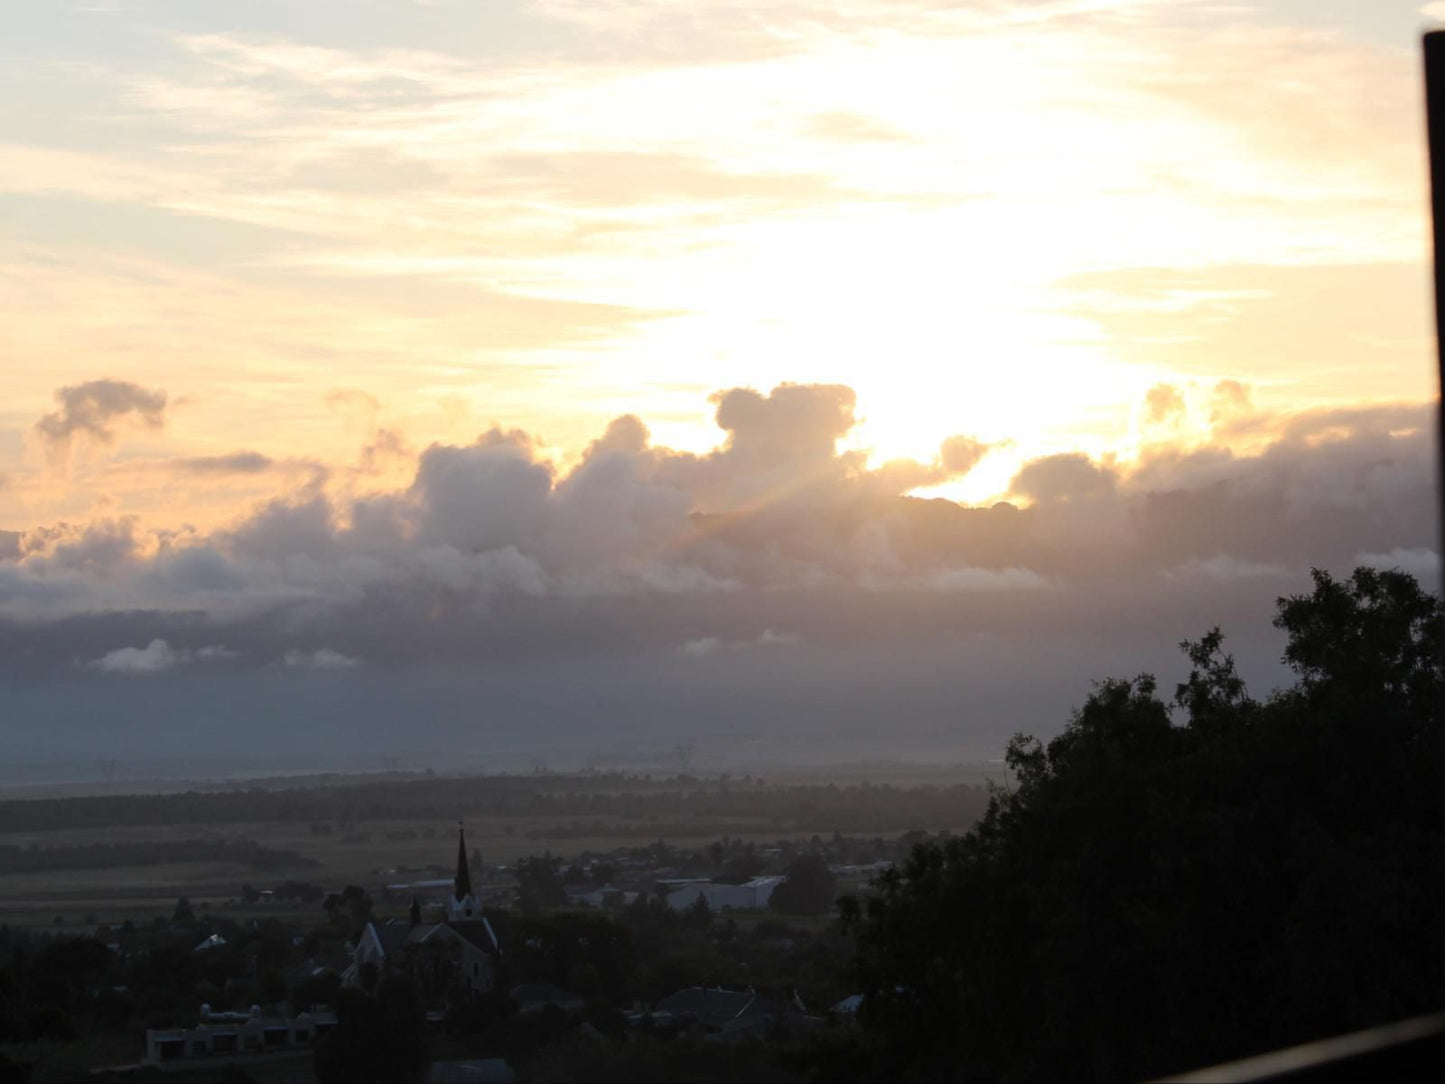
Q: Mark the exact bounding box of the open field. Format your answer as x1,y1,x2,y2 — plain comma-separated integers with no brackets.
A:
0,766,1002,928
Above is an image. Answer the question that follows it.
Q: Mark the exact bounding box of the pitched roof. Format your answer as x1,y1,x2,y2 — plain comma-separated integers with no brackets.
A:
370,920,416,958
655,986,774,1026
401,918,500,958
447,917,501,955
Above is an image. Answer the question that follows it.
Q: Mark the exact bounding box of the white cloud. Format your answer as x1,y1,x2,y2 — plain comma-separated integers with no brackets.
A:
284,647,361,670
678,637,722,658
87,638,238,673
90,639,180,674
756,627,804,647
678,628,804,657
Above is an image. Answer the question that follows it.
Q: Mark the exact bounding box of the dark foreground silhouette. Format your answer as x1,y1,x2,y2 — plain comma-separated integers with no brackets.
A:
1,567,1437,1083
823,567,1443,1082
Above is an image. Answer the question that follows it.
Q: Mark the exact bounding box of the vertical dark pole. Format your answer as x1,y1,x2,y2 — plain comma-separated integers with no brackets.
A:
1426,34,1445,1012
1425,32,1445,559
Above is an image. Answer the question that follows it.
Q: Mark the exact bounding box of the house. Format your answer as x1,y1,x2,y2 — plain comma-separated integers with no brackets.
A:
665,876,785,912
145,1006,336,1065
507,982,585,1016
345,826,502,997
653,985,763,1029
573,884,638,909
646,985,821,1042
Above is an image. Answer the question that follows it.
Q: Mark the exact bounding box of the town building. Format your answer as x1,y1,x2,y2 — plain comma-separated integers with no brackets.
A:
665,875,785,911
636,985,822,1042
145,1006,336,1065
345,825,501,997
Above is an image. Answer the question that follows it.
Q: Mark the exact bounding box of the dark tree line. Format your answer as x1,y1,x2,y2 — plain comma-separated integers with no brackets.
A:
0,838,317,875
835,567,1443,1082
0,776,990,839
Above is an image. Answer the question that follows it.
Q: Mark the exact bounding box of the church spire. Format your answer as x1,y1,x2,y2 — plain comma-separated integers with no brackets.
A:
455,822,473,901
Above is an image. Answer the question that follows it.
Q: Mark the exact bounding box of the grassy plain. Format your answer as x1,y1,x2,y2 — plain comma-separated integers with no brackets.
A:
0,764,1003,929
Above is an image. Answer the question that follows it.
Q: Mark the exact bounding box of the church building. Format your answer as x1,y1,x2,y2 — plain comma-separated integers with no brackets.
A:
345,825,500,998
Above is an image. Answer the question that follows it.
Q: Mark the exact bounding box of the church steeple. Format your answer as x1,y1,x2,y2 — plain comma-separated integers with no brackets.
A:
455,822,473,899
448,822,478,922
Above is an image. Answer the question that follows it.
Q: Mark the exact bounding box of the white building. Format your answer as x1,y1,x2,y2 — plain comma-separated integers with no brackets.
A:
666,876,785,911
146,1007,335,1065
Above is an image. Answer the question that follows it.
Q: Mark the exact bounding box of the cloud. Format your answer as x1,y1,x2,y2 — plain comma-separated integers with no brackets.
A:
283,647,360,670
410,429,554,553
755,627,804,647
226,494,337,563
87,638,239,674
678,636,722,657
678,628,804,657
20,517,145,574
1010,453,1117,503
90,638,181,674
940,435,991,476
34,380,167,465
1144,383,1185,426
325,388,381,425
0,378,1430,778
359,429,411,475
0,383,1435,694
584,414,649,459
175,452,274,474
146,543,249,594
1209,379,1255,429
649,383,862,514
1354,547,1439,580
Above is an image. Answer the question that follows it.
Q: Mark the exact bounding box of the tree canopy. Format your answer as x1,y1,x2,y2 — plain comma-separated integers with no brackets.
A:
770,853,838,917
839,567,1444,1082
314,977,429,1083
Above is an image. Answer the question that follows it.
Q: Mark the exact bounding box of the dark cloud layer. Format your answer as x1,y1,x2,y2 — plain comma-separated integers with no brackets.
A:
1,381,1437,778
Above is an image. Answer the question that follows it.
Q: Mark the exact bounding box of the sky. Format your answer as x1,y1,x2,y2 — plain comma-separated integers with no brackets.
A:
0,0,1440,781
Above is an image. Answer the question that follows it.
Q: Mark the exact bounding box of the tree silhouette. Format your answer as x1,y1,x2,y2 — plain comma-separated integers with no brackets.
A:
514,852,567,912
839,567,1444,1082
323,885,373,937
314,978,428,1083
769,853,837,917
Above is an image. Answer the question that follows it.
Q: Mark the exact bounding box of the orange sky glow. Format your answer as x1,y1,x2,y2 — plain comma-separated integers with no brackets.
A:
0,0,1438,529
